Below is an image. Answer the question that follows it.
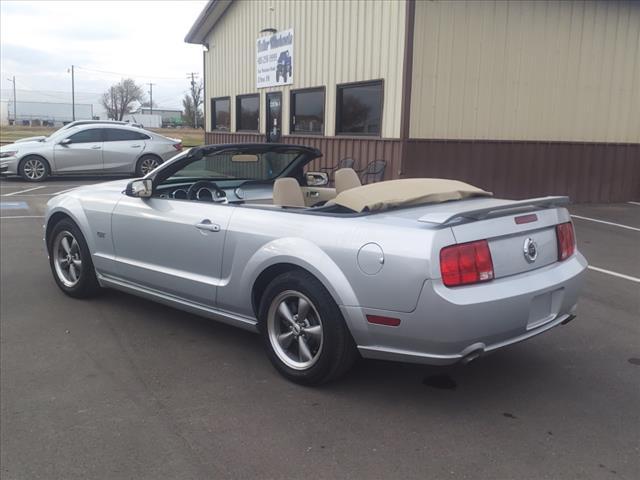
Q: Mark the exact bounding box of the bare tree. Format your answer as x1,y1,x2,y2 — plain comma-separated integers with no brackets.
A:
101,78,145,120
182,94,203,128
187,77,203,128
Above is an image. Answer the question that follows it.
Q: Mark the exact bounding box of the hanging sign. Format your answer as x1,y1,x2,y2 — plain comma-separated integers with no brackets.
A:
256,28,293,88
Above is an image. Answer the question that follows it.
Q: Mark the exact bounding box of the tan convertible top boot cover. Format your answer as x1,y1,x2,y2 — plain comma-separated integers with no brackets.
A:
332,178,492,212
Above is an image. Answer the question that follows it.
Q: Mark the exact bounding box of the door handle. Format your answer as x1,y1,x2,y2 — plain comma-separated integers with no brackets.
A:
307,191,320,197
91,145,101,149
130,145,141,148
195,219,220,232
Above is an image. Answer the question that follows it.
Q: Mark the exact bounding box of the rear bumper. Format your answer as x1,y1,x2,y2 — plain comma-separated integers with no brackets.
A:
342,253,588,365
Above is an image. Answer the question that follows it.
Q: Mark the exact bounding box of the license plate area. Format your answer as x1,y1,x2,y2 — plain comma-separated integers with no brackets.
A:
527,288,564,330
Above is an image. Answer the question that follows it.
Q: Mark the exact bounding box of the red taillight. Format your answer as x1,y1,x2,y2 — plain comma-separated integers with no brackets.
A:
440,240,494,287
173,142,183,151
556,222,575,261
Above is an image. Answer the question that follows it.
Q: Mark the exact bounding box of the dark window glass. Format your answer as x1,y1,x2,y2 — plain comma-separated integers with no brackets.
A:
104,129,150,141
211,97,231,131
166,151,302,182
291,88,324,134
68,128,103,143
336,81,383,135
236,94,259,131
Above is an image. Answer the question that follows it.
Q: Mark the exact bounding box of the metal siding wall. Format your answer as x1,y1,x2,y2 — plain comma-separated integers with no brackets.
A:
404,139,640,203
410,0,640,143
204,0,406,138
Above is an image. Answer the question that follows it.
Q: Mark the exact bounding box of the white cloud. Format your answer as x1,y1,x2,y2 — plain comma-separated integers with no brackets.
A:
0,0,208,110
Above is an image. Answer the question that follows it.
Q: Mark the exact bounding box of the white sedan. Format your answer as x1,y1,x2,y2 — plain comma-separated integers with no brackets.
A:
0,124,182,181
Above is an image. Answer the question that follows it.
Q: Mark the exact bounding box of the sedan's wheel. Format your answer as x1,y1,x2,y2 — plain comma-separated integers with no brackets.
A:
259,270,358,385
136,155,161,176
20,156,49,182
48,218,100,298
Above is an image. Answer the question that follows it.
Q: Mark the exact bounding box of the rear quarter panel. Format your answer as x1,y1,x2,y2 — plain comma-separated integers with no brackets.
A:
218,206,454,317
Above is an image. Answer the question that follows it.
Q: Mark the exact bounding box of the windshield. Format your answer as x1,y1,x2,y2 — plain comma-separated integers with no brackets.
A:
166,151,302,182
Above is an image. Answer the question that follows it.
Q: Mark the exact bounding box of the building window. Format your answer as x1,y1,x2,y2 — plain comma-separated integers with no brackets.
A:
211,97,230,131
336,80,383,136
236,94,259,131
290,88,325,135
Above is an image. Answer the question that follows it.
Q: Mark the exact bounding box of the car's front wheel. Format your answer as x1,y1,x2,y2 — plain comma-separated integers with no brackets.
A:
48,218,101,298
19,156,49,182
259,270,358,385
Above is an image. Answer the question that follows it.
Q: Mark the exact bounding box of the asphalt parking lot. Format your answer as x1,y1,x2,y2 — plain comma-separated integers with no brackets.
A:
1,176,638,480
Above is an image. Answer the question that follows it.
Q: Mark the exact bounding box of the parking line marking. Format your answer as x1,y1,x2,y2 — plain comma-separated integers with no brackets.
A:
52,186,82,195
588,266,640,284
2,186,46,197
0,215,44,219
628,201,640,206
571,215,640,233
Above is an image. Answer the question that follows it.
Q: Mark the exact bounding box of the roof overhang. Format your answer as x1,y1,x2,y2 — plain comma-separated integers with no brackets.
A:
184,0,233,44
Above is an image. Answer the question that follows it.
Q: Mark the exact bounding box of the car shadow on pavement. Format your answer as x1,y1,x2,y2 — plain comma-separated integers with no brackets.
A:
94,288,563,408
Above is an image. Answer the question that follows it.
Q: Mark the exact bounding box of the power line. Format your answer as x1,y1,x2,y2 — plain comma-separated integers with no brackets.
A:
76,65,185,81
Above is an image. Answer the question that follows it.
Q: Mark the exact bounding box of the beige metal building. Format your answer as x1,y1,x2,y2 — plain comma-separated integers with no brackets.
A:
186,0,640,202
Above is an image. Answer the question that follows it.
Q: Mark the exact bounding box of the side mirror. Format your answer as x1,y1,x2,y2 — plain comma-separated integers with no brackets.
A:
59,138,72,146
125,178,153,198
305,171,329,187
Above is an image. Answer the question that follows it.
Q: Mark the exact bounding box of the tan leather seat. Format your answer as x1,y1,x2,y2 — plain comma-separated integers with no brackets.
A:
334,168,362,194
273,177,306,207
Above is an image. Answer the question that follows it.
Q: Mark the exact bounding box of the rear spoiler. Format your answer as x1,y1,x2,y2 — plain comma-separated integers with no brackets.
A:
418,196,570,225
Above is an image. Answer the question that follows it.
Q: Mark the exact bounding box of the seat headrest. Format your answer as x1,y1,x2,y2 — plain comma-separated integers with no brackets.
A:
273,177,306,208
334,168,362,194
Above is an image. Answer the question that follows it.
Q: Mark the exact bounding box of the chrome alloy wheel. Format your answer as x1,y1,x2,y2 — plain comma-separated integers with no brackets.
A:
139,157,159,175
267,291,324,370
53,231,83,287
23,158,46,180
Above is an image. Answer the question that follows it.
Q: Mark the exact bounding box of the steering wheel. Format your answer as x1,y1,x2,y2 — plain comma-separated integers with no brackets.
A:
187,180,227,203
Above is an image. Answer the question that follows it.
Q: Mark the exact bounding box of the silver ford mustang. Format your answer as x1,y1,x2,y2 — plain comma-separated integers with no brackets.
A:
44,144,587,384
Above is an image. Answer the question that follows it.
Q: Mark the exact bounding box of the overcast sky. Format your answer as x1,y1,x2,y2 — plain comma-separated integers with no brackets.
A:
0,0,208,110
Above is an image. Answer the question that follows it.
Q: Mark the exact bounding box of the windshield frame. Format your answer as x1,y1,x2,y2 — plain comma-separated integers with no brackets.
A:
148,143,322,188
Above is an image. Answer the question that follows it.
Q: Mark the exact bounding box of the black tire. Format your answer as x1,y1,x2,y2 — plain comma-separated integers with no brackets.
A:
48,218,101,298
135,154,162,177
258,270,358,385
19,155,50,182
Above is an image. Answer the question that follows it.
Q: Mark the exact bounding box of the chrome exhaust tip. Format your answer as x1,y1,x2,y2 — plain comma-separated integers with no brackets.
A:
461,348,485,365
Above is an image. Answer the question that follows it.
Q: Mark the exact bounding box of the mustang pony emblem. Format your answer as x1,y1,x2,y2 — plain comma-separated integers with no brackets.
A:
523,237,538,263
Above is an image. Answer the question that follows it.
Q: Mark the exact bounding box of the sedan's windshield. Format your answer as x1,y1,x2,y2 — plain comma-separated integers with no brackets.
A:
166,151,302,183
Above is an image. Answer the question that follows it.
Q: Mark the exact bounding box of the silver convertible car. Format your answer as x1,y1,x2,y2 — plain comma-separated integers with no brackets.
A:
1,123,182,181
44,144,587,384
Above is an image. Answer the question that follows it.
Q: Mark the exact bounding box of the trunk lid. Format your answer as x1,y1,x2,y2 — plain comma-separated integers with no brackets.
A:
418,196,569,279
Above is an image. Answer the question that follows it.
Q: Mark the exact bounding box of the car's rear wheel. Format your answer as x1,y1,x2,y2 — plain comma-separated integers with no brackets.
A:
19,156,49,182
259,270,358,385
136,155,161,176
48,218,100,298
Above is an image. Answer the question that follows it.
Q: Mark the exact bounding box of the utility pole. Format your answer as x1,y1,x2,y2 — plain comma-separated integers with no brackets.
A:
70,65,76,121
187,72,199,128
147,83,155,115
6,76,16,124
